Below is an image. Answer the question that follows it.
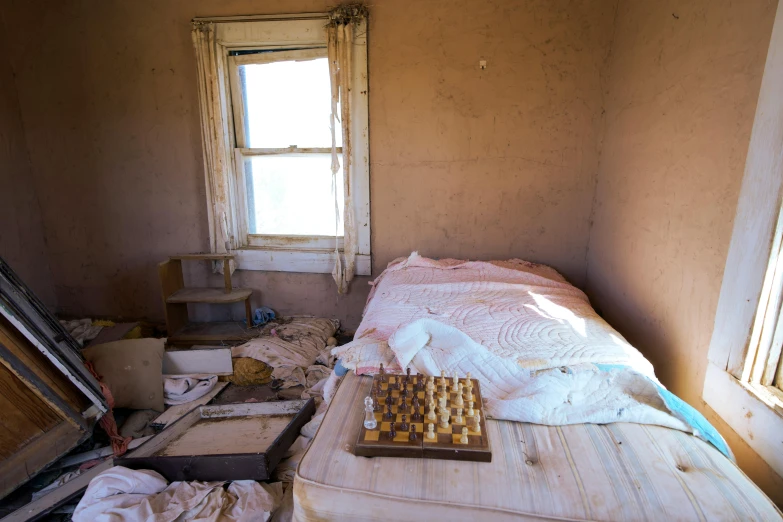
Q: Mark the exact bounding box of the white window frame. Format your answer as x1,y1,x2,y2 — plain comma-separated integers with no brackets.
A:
703,1,783,476
194,13,370,275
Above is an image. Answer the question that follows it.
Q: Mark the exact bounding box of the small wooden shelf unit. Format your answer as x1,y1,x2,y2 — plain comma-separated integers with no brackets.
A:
159,254,254,345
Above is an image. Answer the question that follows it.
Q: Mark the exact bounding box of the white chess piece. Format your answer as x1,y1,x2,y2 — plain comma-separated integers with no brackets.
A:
465,388,473,402
452,371,459,389
474,412,481,434
427,400,437,421
456,407,464,424
460,427,469,444
467,400,475,417
440,411,450,429
454,385,464,407
363,396,377,429
427,423,436,440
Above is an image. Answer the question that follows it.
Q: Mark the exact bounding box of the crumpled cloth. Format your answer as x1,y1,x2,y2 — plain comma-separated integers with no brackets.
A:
73,466,282,522
232,318,338,395
61,318,103,346
163,375,218,405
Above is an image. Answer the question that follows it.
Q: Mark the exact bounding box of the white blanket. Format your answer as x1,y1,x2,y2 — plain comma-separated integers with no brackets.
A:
73,466,282,522
334,253,726,451
164,375,218,405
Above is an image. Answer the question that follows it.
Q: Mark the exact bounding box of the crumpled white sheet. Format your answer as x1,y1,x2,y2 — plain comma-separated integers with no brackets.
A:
232,318,338,395
73,466,282,522
164,375,218,405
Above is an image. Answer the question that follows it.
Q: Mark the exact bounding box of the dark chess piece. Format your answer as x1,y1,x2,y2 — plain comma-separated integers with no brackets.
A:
384,404,393,420
401,382,409,398
388,421,396,439
409,424,417,441
416,375,424,390
399,396,408,413
412,404,422,422
385,388,393,406
373,394,380,412
400,414,409,431
379,363,385,376
412,395,420,408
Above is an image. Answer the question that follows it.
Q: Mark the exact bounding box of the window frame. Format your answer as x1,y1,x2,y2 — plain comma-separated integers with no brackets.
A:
703,1,783,477
194,14,371,275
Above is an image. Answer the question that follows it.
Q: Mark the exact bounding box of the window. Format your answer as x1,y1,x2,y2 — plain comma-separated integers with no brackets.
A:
703,2,783,477
191,14,370,277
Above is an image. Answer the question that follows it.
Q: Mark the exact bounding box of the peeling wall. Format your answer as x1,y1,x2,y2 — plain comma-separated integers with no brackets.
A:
586,0,783,503
0,26,55,307
0,0,616,329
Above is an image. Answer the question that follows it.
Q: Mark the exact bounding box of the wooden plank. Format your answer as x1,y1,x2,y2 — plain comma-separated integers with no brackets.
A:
150,382,228,429
169,253,235,261
162,348,233,375
166,287,251,304
0,421,85,499
158,260,187,337
1,459,113,522
0,363,59,450
223,259,232,293
0,316,87,413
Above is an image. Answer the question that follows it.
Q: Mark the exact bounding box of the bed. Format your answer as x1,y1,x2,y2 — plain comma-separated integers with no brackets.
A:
294,254,782,521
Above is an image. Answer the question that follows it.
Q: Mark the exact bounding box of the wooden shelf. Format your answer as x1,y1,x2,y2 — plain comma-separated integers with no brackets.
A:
168,322,259,346
170,253,235,261
166,287,252,304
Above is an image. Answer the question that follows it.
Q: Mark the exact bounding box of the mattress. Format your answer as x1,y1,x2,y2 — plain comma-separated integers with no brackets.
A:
294,372,782,522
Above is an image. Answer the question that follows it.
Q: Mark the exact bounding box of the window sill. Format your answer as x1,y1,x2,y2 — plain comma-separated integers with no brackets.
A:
703,362,783,475
233,248,371,276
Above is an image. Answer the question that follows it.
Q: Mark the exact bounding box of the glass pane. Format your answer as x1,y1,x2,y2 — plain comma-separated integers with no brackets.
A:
244,154,344,236
240,57,341,148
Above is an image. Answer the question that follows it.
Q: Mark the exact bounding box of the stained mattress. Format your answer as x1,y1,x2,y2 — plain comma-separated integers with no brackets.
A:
294,372,782,522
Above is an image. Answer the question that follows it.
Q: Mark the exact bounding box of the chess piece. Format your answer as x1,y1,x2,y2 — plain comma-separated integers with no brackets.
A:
439,371,446,388
400,414,409,431
384,404,393,420
412,395,420,410
427,401,437,421
379,363,385,376
438,396,447,414
460,427,469,444
401,382,409,399
427,423,435,440
454,385,464,407
456,407,464,424
416,375,424,390
426,377,434,392
373,394,381,412
363,397,378,429
409,424,417,441
388,421,396,439
467,400,475,416
385,388,393,406
474,412,481,434
466,371,471,382
412,404,422,422
439,410,450,429
452,371,459,389
466,389,473,402
400,396,408,412
406,367,411,383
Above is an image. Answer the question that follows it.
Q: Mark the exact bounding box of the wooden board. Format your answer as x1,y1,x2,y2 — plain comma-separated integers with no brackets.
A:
166,287,252,304
354,374,491,462
150,382,228,429
162,347,233,375
117,399,315,481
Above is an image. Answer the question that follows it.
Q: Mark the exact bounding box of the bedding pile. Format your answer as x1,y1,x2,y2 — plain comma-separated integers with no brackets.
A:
334,252,730,456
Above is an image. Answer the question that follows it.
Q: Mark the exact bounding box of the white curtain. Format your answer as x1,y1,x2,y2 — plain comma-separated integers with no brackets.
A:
327,7,366,294
192,22,234,270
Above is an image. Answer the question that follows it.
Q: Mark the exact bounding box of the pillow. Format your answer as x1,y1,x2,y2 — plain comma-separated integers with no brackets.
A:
82,338,165,412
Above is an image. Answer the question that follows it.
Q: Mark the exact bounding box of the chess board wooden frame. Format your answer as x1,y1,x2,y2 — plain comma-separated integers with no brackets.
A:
354,374,491,462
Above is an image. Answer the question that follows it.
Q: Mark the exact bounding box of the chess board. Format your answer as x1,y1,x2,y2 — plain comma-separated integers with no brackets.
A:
354,374,491,462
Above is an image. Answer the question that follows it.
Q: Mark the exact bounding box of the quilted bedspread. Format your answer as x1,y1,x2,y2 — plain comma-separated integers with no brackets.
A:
333,253,730,456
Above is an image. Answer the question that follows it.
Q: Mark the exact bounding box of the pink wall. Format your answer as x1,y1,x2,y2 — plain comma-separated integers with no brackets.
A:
586,0,783,504
0,27,54,307
0,0,615,329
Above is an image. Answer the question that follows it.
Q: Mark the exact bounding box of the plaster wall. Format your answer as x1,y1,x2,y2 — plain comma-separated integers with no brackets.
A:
0,0,615,329
0,27,55,307
586,0,783,503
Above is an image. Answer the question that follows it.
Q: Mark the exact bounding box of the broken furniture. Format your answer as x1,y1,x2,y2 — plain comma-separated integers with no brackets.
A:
117,399,315,481
159,253,255,346
0,257,108,499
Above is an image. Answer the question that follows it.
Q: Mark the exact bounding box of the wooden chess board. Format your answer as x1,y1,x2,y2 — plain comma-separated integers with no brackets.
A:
354,373,491,462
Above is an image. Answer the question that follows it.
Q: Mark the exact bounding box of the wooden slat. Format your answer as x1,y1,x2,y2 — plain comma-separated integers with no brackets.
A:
169,253,235,261
166,287,251,304
158,260,187,337
0,363,59,452
150,382,228,429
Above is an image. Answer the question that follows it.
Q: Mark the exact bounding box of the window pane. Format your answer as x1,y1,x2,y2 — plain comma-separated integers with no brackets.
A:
244,154,344,236
240,57,340,148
